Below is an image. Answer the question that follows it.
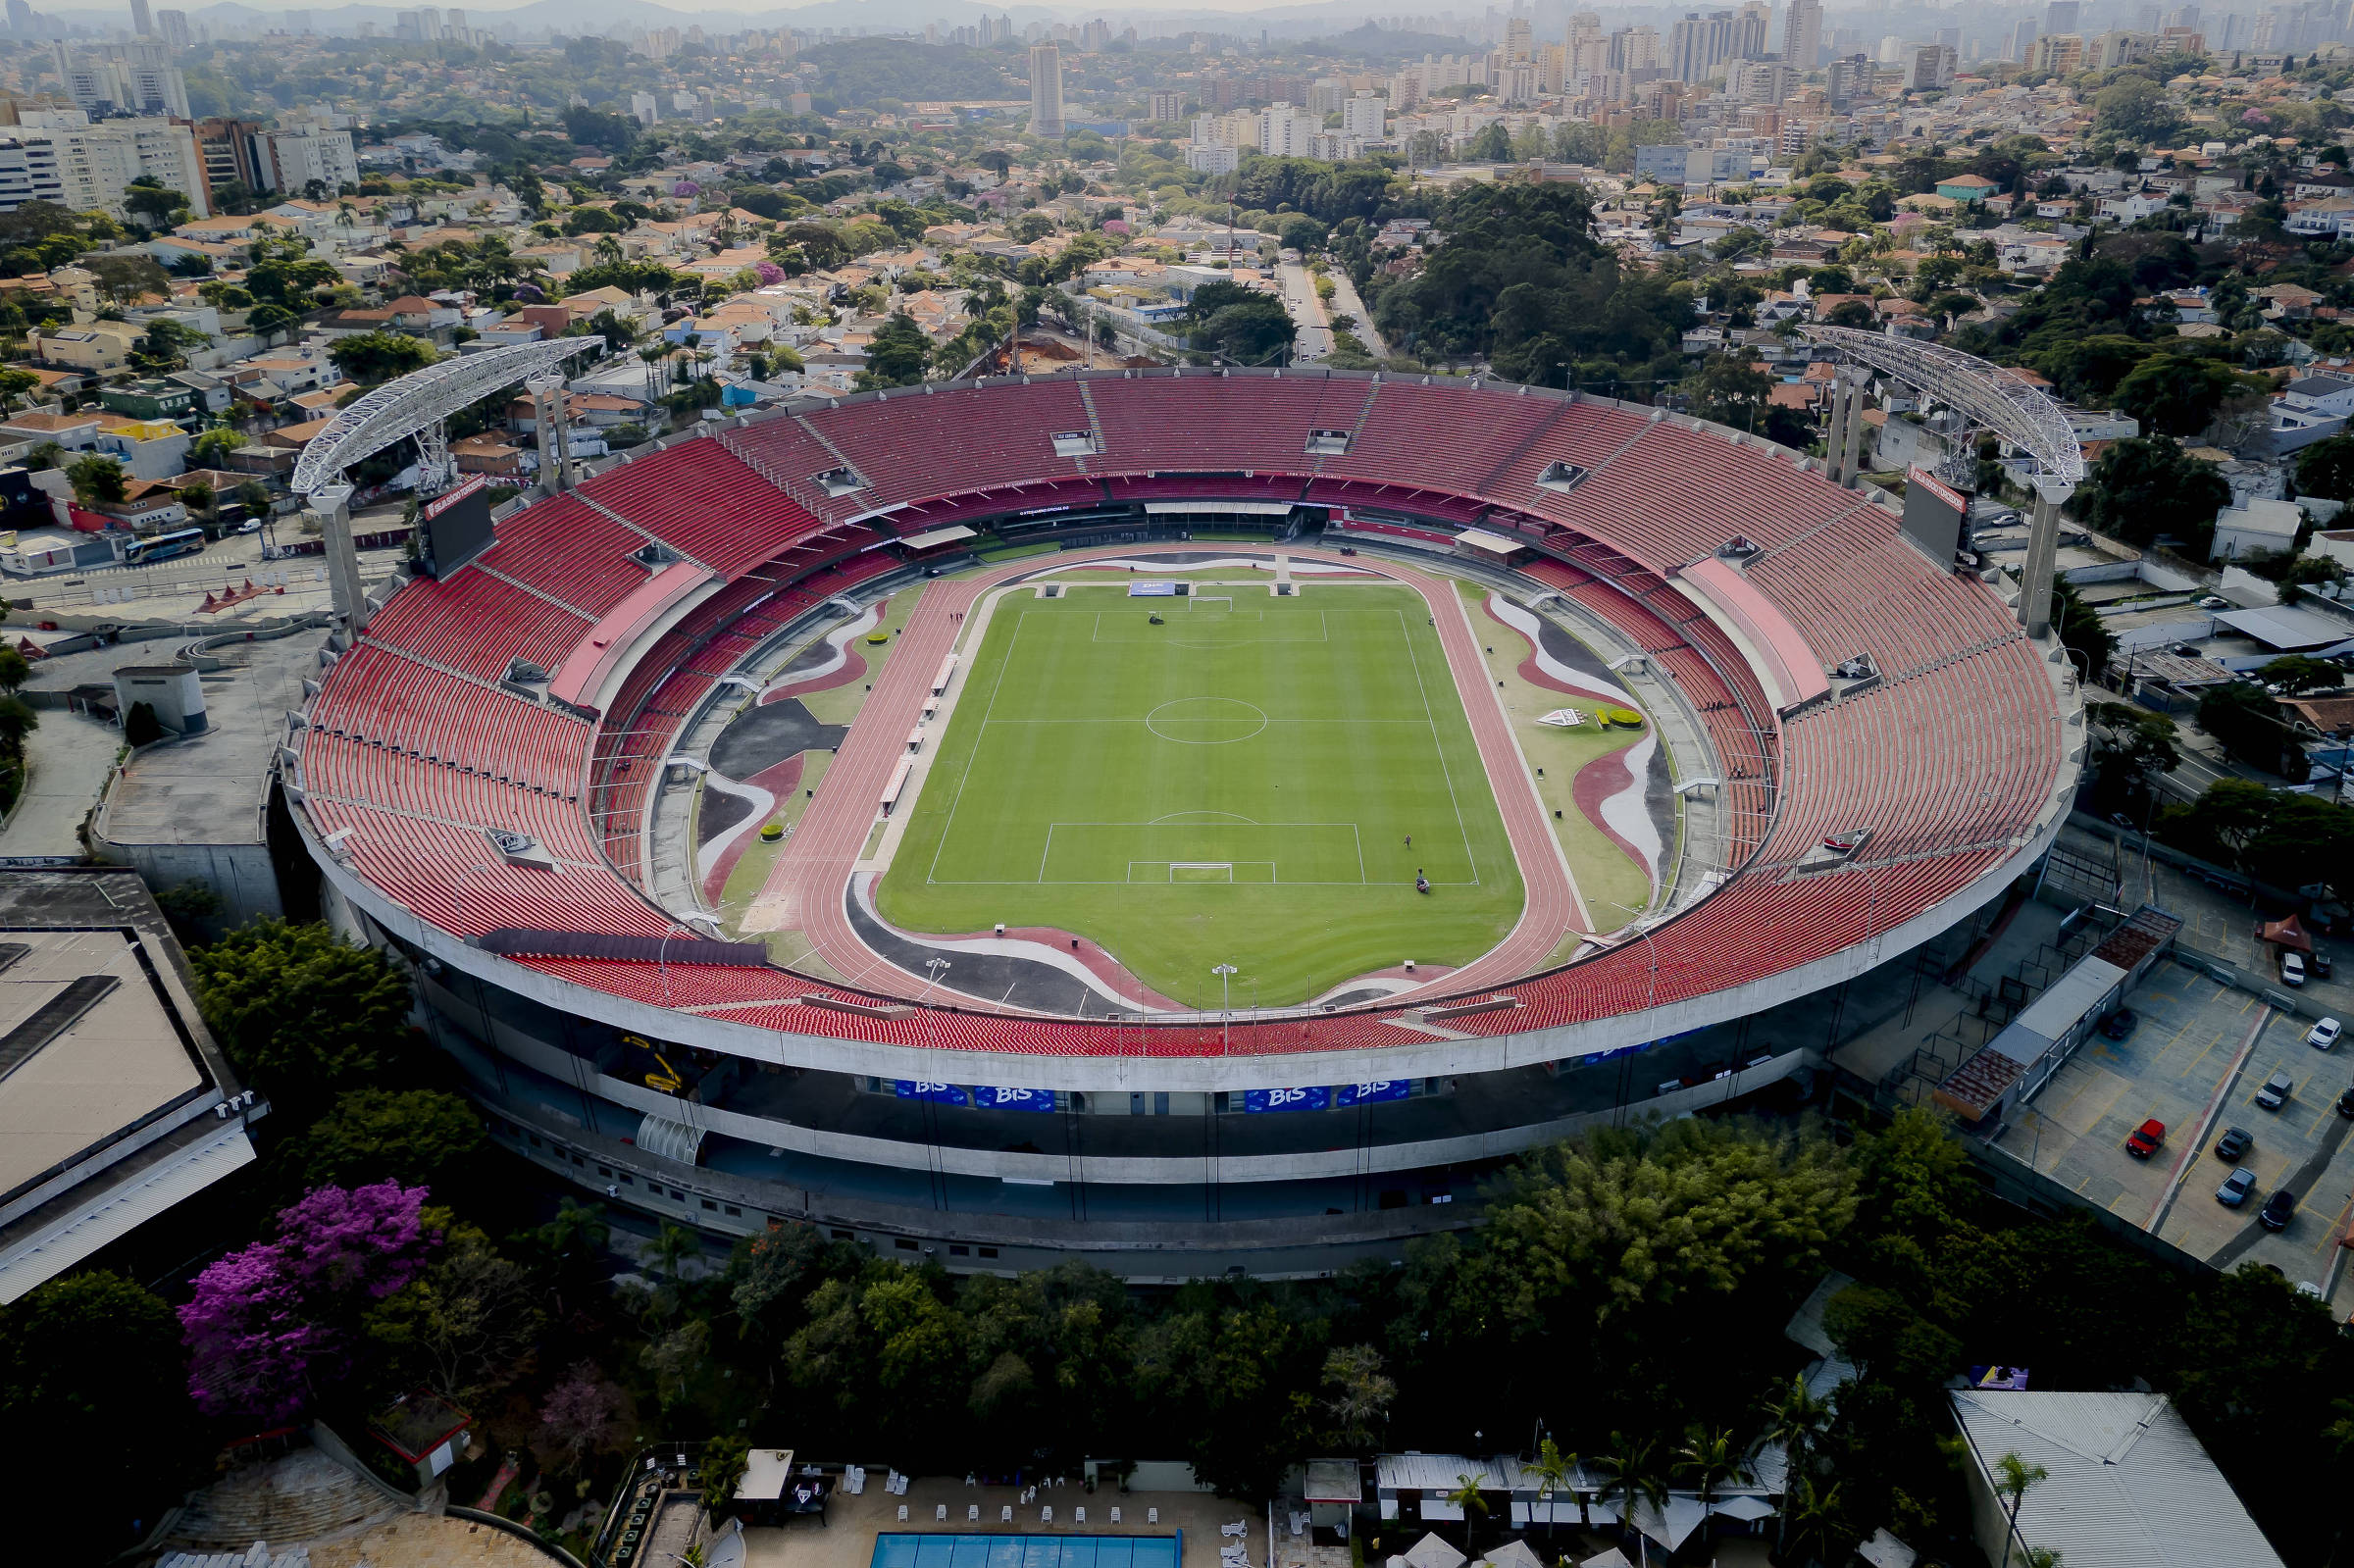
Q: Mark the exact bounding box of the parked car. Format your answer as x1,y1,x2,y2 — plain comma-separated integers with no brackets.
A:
2257,1070,2295,1110
2311,1018,2343,1051
2314,949,2334,979
2340,1085,2354,1119
2283,951,2309,986
2199,595,2230,610
2261,1189,2297,1231
2100,1009,2137,1040
2215,1126,2254,1162
2218,1167,2258,1207
2125,1118,2167,1157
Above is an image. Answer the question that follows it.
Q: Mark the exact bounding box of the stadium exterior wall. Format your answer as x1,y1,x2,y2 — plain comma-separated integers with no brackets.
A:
308,791,2068,1188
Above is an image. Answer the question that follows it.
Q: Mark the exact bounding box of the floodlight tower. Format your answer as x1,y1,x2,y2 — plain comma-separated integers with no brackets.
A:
1799,327,2086,640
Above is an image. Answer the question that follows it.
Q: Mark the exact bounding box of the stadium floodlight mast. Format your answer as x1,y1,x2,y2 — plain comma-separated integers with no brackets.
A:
1798,325,2086,642
291,338,601,641
291,337,602,499
1212,962,1239,1051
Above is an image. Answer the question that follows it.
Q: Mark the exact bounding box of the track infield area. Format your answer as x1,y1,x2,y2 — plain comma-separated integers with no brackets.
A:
873,583,1524,1008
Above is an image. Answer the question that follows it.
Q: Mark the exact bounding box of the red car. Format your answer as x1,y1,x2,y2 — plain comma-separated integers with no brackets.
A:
2125,1118,2167,1158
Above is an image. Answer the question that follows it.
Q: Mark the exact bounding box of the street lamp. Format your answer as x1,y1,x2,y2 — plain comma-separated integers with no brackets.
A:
1213,963,1238,1054
920,957,950,1004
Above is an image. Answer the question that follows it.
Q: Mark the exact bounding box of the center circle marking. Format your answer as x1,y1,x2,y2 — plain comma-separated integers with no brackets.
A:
1146,697,1268,745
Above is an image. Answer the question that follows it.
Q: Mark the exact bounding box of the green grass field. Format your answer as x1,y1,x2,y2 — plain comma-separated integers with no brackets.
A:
873,583,1525,1008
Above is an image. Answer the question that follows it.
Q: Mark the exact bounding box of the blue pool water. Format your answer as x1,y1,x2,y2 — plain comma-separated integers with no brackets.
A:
871,1534,1182,1568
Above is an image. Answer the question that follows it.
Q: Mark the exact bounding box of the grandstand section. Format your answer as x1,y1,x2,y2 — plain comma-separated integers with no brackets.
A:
286,367,2078,1277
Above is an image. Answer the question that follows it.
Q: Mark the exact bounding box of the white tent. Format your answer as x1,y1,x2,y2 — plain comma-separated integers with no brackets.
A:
1710,1494,1777,1524
1479,1540,1546,1568
1403,1533,1468,1568
1579,1550,1635,1568
1628,1494,1710,1552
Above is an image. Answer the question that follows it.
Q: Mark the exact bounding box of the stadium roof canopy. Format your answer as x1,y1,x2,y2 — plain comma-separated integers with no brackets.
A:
292,338,597,497
1799,326,2085,484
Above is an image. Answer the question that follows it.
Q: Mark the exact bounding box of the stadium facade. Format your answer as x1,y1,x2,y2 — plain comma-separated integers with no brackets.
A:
289,368,2080,1279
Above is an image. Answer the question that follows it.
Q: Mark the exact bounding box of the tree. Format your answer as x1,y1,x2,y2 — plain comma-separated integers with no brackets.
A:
189,921,414,1113
2198,682,2303,778
1443,1472,1490,1554
327,329,437,385
1522,1436,1581,1537
2112,355,2256,439
275,1087,486,1192
2260,654,2340,695
537,1361,626,1474
2070,436,2231,554
701,1433,751,1523
136,317,213,373
81,253,171,304
856,310,930,389
2296,433,2354,501
1675,1426,1748,1526
1757,1372,1833,1553
1319,1343,1395,1447
364,1215,544,1406
2084,700,2180,812
2053,576,2117,681
1185,279,1295,364
178,1182,436,1421
0,646,28,696
1,1271,193,1526
1993,1451,2049,1568
179,481,216,523
1684,353,1776,433
123,177,188,228
2093,77,2180,142
1595,1434,1667,1547
65,454,127,508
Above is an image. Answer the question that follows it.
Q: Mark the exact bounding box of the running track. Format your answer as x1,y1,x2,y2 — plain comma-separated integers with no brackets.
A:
742,545,1588,1013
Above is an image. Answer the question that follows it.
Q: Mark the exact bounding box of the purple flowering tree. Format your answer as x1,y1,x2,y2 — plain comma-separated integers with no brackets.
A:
179,1182,435,1422
673,180,701,198
754,260,787,286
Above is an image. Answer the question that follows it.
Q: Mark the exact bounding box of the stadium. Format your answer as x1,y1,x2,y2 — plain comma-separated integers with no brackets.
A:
286,363,2080,1278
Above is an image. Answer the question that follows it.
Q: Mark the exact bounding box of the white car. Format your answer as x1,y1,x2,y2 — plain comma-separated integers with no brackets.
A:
2198,595,2229,609
2310,1017,2343,1051
2283,951,2308,987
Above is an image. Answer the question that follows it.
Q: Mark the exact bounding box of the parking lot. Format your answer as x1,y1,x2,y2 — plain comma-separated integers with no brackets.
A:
1997,955,2354,1301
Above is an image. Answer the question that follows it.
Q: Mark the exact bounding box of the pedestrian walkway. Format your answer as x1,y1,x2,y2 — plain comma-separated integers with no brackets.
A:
0,711,119,858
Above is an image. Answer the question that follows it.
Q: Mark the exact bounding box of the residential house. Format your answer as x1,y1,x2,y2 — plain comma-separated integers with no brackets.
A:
31,323,141,373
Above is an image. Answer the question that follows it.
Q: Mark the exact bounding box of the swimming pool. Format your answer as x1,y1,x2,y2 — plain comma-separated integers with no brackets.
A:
871,1534,1182,1568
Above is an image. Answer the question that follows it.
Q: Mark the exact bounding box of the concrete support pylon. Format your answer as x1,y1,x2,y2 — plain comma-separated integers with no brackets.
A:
310,482,365,639
1836,369,1868,489
1823,377,1852,484
531,375,573,496
2018,475,2075,640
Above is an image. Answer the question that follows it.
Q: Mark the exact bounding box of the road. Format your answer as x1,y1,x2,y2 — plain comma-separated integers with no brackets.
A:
1325,268,1387,360
1275,262,1333,366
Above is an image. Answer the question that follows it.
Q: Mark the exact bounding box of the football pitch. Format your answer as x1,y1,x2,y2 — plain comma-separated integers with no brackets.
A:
872,583,1525,1009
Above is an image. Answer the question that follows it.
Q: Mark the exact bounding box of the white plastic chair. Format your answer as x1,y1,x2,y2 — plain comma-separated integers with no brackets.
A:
1002,1506,1014,1524
938,1505,948,1522
1076,1508,1087,1524
898,1505,909,1523
1042,1506,1054,1524
1110,1508,1123,1525
970,1505,981,1522
1148,1508,1158,1525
